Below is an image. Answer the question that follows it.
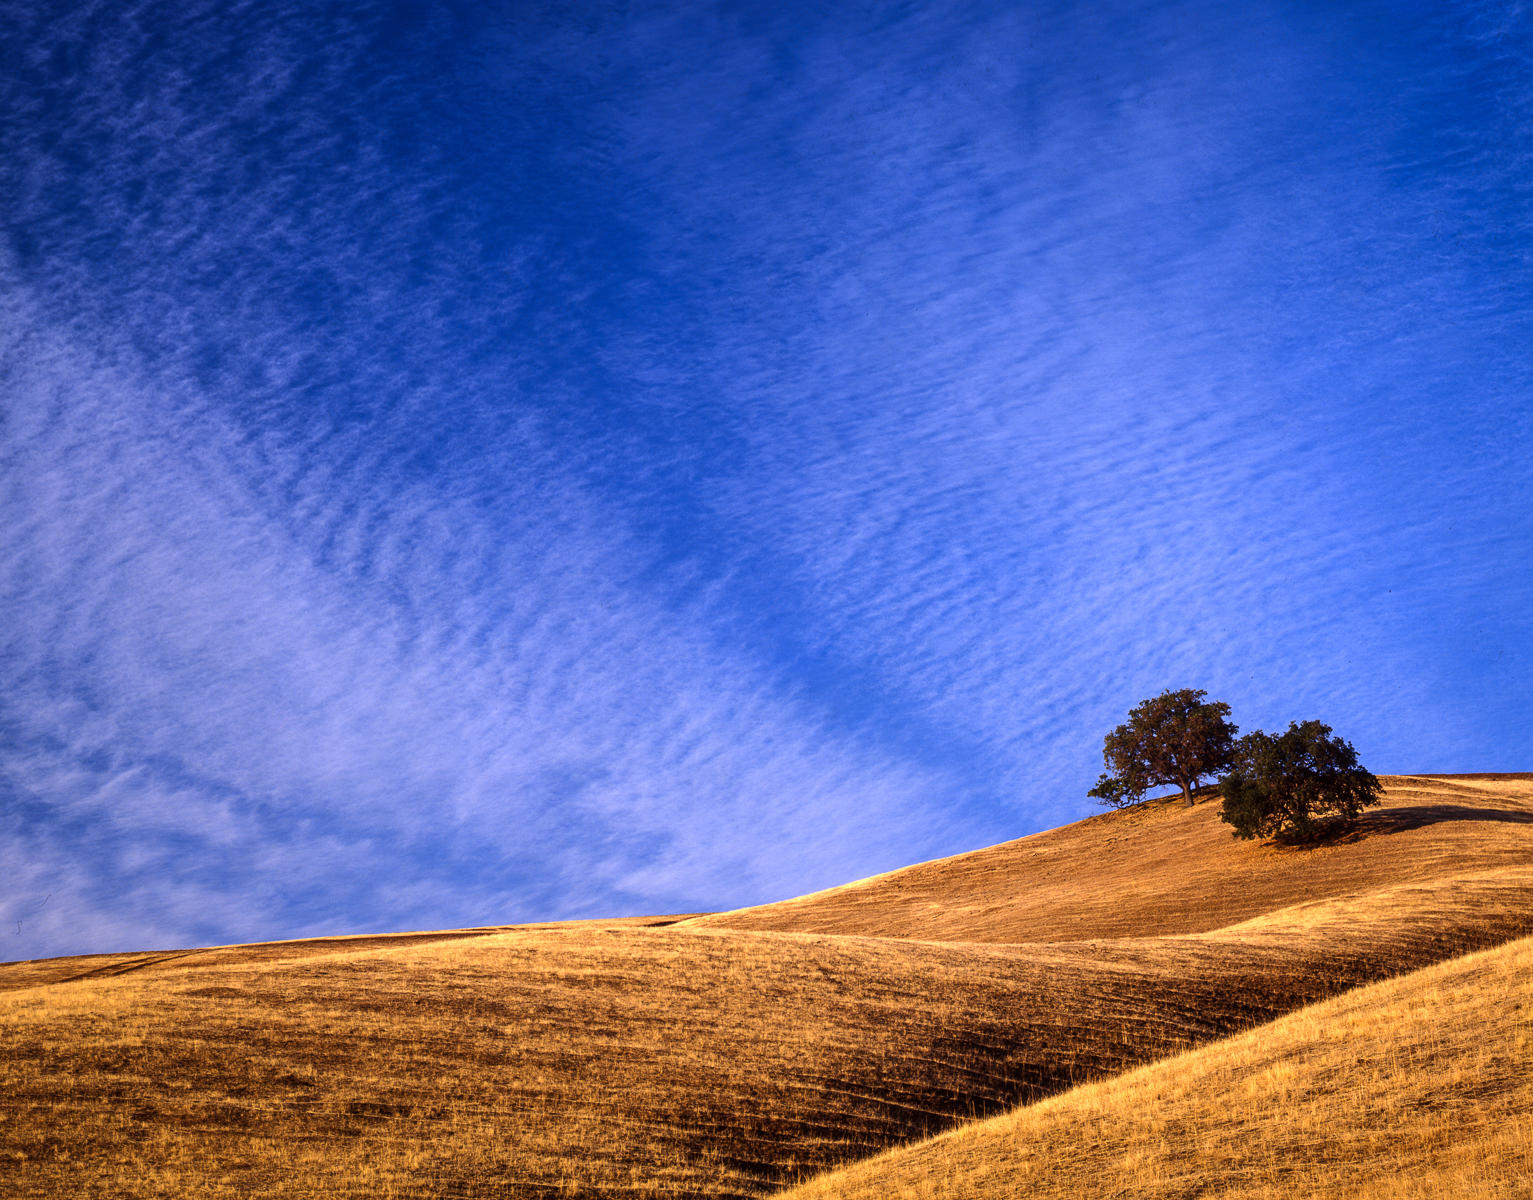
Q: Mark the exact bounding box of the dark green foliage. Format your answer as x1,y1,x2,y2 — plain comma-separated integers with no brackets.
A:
1219,720,1382,841
1087,688,1238,808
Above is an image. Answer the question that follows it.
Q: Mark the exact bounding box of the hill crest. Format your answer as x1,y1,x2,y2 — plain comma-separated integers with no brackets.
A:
681,773,1533,943
4,773,1532,1198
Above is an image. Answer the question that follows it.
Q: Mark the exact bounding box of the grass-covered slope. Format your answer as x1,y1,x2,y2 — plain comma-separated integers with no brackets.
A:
786,932,1533,1200
3,774,1531,1198
684,774,1533,942
5,870,1532,1197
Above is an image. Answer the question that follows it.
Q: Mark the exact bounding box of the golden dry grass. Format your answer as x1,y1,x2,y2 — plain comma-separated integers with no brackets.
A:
2,774,1530,1197
685,774,1533,942
0,915,702,995
785,932,1533,1200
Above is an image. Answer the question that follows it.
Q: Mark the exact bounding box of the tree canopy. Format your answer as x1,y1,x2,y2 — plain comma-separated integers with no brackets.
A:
1087,688,1238,808
1218,720,1382,841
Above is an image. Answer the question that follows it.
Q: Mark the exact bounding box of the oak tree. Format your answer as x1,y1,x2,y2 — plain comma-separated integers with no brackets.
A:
1219,720,1381,841
1087,688,1238,808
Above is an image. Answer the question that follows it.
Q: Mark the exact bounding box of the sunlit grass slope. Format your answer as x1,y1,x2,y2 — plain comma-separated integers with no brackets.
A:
5,866,1532,1198
786,932,1533,1200
685,774,1533,941
3,774,1531,1198
0,915,702,995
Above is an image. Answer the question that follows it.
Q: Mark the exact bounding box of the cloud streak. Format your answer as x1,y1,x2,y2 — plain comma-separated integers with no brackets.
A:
3,0,1530,959
0,283,955,958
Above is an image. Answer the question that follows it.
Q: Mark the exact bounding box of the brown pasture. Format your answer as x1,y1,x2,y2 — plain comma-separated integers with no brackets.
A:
2,773,1530,1197
685,773,1533,942
787,932,1533,1200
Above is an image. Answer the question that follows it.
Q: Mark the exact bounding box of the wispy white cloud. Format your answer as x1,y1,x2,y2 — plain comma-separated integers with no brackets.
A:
0,283,957,959
581,0,1533,816
3,0,1530,960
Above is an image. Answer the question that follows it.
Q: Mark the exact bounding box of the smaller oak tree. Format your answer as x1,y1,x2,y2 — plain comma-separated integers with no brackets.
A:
1088,688,1238,808
1219,720,1381,841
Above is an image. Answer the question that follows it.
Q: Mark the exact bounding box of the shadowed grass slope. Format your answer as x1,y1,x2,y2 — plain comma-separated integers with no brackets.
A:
3,774,1531,1198
785,932,1533,1200
684,774,1533,942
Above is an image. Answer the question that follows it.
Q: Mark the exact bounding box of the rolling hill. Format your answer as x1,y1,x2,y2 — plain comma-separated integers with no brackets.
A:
684,773,1533,942
2,773,1530,1197
785,931,1533,1200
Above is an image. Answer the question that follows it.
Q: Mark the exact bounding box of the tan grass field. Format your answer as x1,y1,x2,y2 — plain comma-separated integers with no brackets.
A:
686,773,1533,942
2,773,1531,1197
785,931,1533,1200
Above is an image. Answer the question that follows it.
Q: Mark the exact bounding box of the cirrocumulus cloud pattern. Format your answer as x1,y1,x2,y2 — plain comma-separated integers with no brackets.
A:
2,0,1530,958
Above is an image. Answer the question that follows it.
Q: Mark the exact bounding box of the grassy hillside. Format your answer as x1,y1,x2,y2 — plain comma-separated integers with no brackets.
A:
684,774,1533,941
0,915,705,995
3,774,1530,1197
786,932,1533,1200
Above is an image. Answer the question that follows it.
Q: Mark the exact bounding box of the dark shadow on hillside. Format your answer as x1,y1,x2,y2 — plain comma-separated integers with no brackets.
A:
1359,803,1533,833
1280,803,1533,848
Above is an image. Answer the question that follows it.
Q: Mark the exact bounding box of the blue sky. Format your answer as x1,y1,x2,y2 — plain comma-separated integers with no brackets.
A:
3,0,1530,959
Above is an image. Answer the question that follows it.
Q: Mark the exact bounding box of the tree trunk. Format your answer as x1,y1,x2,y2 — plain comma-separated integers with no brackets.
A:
1181,780,1194,807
